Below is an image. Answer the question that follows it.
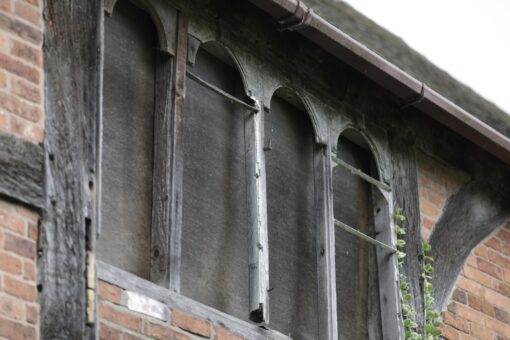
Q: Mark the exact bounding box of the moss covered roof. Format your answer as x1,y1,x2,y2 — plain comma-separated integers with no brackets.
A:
304,0,510,137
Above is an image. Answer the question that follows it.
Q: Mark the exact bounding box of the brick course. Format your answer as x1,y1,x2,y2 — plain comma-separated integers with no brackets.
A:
98,281,247,340
0,199,39,340
0,0,43,143
0,3,42,336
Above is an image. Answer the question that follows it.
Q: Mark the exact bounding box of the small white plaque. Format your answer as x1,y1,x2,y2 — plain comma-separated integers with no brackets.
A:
122,290,169,321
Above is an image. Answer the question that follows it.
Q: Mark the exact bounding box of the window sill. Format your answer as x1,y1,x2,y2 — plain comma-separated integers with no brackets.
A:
97,260,292,340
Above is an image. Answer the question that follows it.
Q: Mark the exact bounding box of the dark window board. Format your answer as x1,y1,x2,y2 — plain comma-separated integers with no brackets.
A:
97,0,157,279
265,95,319,339
333,138,382,339
180,48,250,322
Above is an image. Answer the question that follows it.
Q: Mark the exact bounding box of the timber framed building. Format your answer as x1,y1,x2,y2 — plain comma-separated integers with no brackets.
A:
0,0,509,339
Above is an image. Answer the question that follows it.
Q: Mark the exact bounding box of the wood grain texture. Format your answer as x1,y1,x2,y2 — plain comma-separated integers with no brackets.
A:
245,106,270,323
430,177,510,310
150,52,175,286
388,131,424,335
40,1,102,339
167,14,187,292
0,131,43,209
315,144,338,340
151,12,186,290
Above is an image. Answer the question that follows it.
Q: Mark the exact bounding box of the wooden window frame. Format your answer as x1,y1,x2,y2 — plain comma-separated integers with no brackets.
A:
100,0,186,290
98,2,402,339
326,137,403,340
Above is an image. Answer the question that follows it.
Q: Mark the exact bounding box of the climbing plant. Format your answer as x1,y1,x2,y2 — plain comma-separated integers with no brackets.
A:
394,207,442,340
421,240,442,339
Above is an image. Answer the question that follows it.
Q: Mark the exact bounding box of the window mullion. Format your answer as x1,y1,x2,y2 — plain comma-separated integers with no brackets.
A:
316,144,338,340
245,100,270,323
150,11,187,291
372,191,405,339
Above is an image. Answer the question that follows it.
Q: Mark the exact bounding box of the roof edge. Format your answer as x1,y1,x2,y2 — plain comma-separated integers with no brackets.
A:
248,0,510,165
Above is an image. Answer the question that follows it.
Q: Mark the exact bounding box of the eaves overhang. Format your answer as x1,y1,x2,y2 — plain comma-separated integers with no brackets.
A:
248,0,510,165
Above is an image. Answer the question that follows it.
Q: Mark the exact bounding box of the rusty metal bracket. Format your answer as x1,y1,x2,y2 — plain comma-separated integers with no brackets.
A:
401,82,426,109
276,1,313,32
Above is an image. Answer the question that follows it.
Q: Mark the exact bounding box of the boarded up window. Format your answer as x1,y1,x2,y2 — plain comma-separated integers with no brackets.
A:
180,46,250,322
97,0,157,279
265,93,319,339
334,135,382,339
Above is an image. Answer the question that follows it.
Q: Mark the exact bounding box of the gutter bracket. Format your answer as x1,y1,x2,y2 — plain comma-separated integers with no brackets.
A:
401,82,426,110
276,1,313,32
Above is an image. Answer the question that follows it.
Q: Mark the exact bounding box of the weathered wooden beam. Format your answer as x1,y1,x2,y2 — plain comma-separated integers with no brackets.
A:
372,189,403,340
388,132,424,335
0,131,43,209
430,177,510,310
314,144,338,340
245,100,270,323
150,52,175,287
151,12,187,291
40,1,102,338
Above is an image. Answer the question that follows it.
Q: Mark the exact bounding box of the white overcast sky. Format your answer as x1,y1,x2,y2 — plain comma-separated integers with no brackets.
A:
341,0,510,114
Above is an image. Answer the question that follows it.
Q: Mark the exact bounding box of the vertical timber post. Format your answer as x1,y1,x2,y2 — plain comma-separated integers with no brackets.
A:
40,1,102,339
246,101,270,323
389,131,424,335
167,13,188,293
315,143,338,340
149,6,185,291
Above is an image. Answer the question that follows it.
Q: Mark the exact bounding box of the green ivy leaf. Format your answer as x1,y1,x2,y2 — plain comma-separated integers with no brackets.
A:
424,263,434,273
422,240,432,252
432,328,442,336
397,239,406,248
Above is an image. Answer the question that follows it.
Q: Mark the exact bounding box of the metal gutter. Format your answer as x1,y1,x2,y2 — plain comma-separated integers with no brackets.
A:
248,0,510,165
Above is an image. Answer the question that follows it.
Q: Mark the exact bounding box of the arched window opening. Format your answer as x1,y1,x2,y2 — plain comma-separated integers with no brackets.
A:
97,0,157,279
333,131,383,339
265,89,319,339
180,42,251,322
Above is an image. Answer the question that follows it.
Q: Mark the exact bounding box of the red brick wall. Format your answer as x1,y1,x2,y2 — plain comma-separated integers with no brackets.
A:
417,152,510,339
0,0,43,144
98,280,246,340
0,1,42,338
0,200,39,340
